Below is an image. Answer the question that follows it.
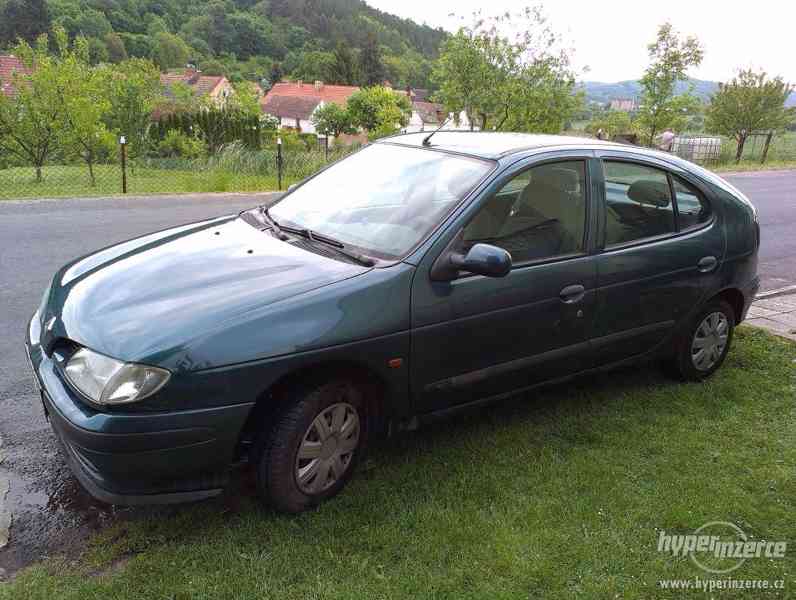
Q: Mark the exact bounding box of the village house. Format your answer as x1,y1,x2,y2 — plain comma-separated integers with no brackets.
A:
262,80,477,137
159,68,233,106
0,55,29,97
261,80,360,134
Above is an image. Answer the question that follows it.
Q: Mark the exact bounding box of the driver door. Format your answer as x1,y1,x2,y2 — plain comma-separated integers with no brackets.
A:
410,154,599,414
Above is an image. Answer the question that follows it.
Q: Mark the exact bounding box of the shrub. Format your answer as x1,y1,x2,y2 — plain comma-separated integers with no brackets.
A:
157,129,206,159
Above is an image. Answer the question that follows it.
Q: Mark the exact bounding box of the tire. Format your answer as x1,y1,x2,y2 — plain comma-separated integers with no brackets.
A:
665,299,735,381
254,378,366,513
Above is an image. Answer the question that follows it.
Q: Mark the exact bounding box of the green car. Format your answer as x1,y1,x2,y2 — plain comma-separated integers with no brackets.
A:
25,132,759,512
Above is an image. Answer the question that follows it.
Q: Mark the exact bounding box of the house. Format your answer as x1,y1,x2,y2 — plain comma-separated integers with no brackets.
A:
159,68,233,106
609,98,637,112
0,55,30,97
261,80,360,133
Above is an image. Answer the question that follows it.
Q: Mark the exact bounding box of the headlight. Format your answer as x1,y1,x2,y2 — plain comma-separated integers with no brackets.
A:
64,347,171,405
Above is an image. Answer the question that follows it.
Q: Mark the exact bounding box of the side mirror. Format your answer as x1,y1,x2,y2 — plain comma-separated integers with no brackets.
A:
432,243,512,281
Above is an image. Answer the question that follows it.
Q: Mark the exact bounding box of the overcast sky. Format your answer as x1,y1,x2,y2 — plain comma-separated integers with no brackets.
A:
366,0,795,83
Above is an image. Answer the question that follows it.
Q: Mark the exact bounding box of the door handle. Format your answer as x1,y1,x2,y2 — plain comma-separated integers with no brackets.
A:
697,256,718,273
559,284,586,304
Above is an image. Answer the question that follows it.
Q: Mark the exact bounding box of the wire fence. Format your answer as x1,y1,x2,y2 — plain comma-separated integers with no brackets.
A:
0,140,357,200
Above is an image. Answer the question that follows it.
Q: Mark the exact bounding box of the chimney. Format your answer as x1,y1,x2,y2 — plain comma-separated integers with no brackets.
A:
314,80,323,91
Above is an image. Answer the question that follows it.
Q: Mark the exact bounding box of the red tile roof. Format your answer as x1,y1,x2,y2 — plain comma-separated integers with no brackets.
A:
262,81,360,107
261,95,321,121
160,69,227,96
0,55,30,97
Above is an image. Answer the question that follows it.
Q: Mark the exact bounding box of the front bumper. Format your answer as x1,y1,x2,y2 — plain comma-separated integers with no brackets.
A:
25,314,254,505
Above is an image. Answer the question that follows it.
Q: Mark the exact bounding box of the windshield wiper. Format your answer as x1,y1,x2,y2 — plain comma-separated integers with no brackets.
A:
258,206,288,240
278,224,376,267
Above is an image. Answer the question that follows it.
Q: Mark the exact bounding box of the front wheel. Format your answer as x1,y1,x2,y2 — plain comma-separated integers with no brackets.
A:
665,299,735,381
254,379,365,513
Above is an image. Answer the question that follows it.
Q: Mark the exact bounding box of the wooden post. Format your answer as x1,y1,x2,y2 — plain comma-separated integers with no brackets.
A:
276,136,283,191
120,136,128,194
761,131,773,164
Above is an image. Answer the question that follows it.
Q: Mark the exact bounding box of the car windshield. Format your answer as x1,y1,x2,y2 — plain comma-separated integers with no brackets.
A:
268,143,494,260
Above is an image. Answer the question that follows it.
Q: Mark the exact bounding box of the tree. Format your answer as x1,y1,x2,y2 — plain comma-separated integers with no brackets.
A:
229,81,262,117
347,86,410,138
151,32,191,70
636,22,704,145
586,110,634,139
706,70,795,162
58,35,116,186
431,7,580,133
104,58,161,159
359,31,385,87
311,102,355,137
0,32,63,182
0,0,51,47
104,33,128,63
330,41,358,85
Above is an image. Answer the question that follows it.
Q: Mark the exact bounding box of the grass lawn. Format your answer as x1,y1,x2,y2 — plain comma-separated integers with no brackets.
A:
0,164,286,200
713,160,796,173
3,327,794,599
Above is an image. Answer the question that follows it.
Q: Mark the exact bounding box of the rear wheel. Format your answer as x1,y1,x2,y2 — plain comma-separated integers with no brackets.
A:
254,379,365,513
665,299,735,381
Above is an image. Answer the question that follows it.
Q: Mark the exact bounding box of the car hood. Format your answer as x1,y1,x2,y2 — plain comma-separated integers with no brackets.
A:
42,215,371,364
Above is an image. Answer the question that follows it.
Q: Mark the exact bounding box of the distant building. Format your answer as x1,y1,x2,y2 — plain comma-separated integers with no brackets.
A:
0,55,30,97
260,80,361,134
159,68,233,106
609,98,637,112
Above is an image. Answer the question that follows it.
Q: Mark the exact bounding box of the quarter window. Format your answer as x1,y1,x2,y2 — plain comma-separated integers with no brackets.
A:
603,161,675,246
462,161,587,263
672,176,711,231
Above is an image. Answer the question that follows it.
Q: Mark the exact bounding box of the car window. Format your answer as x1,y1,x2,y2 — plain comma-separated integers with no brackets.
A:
672,176,711,231
463,160,587,263
269,144,493,260
603,161,675,246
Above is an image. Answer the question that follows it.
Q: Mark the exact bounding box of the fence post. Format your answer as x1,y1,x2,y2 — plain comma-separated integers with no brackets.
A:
324,134,329,161
276,136,283,191
761,131,773,164
119,136,128,194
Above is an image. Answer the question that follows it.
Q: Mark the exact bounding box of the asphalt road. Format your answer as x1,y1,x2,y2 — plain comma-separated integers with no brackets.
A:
0,170,793,574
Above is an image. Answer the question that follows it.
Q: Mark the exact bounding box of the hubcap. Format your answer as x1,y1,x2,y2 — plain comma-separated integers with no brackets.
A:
295,401,360,494
691,311,729,371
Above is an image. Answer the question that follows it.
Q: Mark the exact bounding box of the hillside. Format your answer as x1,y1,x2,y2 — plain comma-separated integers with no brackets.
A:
581,77,796,107
0,0,447,88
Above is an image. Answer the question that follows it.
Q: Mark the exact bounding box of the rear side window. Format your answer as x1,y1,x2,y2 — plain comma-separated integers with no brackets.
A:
603,162,675,246
672,176,711,231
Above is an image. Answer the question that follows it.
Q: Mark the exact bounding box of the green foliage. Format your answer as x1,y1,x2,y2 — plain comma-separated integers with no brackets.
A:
636,22,704,145
329,41,359,85
311,102,355,137
151,31,191,70
0,30,65,181
157,129,206,159
359,31,385,86
229,81,263,117
104,58,161,158
151,108,263,153
706,69,796,162
0,0,50,47
290,50,336,82
347,85,410,135
586,110,635,138
432,7,580,133
104,33,128,63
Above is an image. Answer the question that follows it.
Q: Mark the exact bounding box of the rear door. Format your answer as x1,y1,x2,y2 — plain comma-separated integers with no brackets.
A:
591,152,724,366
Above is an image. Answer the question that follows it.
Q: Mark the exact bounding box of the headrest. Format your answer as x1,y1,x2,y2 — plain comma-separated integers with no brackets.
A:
532,166,580,194
627,180,671,207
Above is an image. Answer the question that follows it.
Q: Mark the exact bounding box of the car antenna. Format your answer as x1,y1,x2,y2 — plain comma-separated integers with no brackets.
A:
422,114,452,147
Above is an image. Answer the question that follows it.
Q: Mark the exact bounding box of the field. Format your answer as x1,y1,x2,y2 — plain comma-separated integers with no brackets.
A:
4,327,794,599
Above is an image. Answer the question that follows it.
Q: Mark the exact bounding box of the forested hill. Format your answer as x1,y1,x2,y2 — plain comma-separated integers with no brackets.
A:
0,0,447,87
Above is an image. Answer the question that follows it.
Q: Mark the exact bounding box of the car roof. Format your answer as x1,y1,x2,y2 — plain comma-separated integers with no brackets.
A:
378,131,626,159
